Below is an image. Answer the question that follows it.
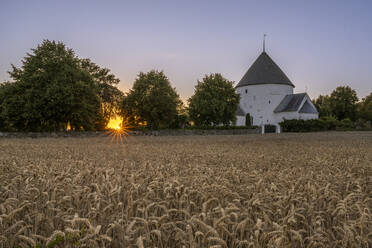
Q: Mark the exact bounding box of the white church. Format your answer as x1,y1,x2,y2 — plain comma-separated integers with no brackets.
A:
235,48,318,133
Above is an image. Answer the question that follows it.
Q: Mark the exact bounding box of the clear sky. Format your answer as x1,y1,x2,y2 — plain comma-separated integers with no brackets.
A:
1,0,371,101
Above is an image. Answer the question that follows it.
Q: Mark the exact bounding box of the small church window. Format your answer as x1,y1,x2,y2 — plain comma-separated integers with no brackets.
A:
245,89,248,94
269,100,271,104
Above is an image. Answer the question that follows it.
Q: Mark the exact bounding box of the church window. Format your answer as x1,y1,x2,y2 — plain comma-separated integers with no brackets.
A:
245,89,248,94
269,100,271,104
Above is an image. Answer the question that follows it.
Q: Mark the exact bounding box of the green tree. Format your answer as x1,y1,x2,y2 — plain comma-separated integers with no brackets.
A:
0,82,26,131
121,70,181,129
357,92,372,122
313,95,332,117
0,40,104,131
79,59,124,130
328,86,358,121
188,73,239,126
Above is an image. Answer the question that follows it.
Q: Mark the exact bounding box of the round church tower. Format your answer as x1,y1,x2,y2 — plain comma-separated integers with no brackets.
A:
235,51,294,126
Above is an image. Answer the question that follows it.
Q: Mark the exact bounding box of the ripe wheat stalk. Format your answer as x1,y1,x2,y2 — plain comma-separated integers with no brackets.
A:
0,132,371,247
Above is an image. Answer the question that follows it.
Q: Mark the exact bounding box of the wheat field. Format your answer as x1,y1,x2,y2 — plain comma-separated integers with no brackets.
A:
0,132,371,248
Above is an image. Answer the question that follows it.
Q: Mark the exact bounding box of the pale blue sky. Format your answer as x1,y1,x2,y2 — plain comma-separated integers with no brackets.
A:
1,0,371,101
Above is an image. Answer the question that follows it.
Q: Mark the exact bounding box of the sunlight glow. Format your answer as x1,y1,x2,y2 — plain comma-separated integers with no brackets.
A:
106,116,133,144
107,117,123,130
66,122,71,131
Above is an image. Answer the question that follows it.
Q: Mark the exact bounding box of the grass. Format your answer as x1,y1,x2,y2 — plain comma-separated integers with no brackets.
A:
0,132,371,247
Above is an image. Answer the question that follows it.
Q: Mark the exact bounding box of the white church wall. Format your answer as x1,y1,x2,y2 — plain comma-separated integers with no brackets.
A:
299,113,319,120
273,112,318,123
236,84,293,126
274,112,300,123
236,116,245,126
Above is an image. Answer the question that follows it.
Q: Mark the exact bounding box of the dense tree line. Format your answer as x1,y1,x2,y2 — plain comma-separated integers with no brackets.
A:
0,40,239,131
1,40,370,132
313,86,372,127
120,71,238,129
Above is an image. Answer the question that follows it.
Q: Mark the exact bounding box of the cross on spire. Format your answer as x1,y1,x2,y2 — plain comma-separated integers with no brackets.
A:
263,34,267,52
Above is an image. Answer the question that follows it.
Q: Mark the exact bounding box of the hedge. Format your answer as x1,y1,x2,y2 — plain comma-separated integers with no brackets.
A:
279,117,360,132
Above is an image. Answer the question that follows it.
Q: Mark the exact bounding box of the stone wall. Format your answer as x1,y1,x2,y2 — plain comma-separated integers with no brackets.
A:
131,128,260,136
0,128,260,138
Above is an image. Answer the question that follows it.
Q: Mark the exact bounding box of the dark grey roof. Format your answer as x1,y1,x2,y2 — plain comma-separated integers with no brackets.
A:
236,105,245,116
274,93,307,113
299,100,318,114
236,52,295,88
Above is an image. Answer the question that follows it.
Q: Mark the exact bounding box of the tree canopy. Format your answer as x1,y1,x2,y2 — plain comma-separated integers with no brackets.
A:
357,92,372,122
0,40,122,131
188,73,239,126
80,59,123,129
121,70,182,129
328,86,358,121
313,86,359,121
313,95,332,117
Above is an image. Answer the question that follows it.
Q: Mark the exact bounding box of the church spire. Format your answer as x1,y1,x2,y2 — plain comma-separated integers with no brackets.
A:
263,34,267,53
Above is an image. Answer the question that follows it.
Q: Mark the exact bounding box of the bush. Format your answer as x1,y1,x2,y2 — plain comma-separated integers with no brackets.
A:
355,118,371,130
320,116,339,130
280,119,312,132
280,119,328,132
338,118,355,130
279,117,369,132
